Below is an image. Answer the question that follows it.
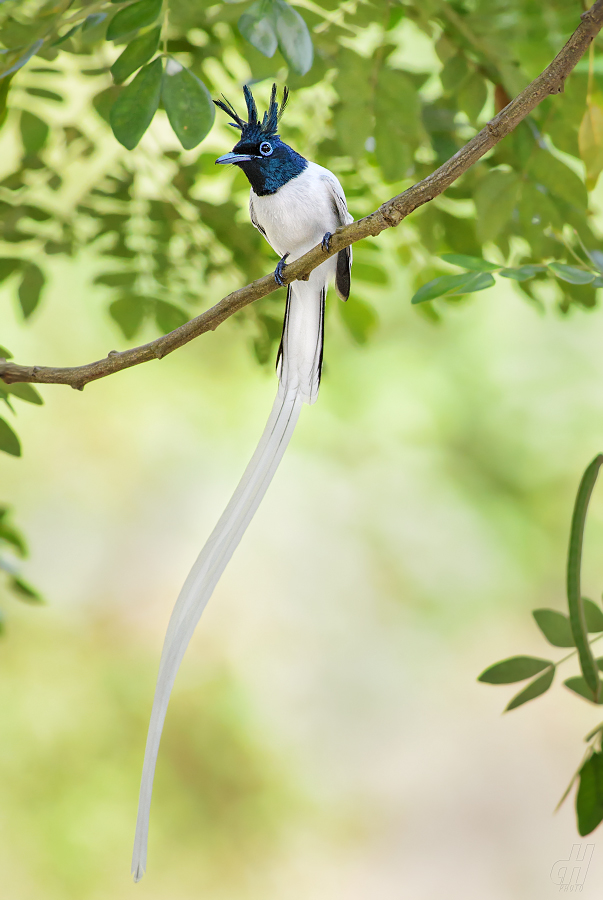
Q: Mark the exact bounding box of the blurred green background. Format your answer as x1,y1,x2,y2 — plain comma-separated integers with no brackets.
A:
4,239,603,898
3,1,603,898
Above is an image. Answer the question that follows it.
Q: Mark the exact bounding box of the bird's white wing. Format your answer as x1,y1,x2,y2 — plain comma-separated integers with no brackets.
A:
319,168,353,301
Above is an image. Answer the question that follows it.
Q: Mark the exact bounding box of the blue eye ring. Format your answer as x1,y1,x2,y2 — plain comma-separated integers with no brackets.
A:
259,141,273,157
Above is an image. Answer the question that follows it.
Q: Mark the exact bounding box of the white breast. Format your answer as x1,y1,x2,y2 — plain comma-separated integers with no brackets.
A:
251,162,344,263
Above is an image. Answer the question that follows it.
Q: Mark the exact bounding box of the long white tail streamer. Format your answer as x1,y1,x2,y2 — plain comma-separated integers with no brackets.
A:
131,386,303,881
131,273,327,881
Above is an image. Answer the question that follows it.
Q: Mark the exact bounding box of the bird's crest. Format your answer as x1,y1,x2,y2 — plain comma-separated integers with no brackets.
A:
214,83,289,143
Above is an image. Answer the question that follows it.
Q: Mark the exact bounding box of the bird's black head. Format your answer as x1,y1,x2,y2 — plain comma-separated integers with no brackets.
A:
214,84,307,196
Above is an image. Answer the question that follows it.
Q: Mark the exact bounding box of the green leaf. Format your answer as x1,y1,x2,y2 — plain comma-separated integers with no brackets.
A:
577,751,603,835
374,68,421,182
52,24,81,47
110,57,163,150
162,59,215,150
0,39,43,80
527,152,588,210
458,71,487,123
478,655,553,684
565,676,603,704
94,271,137,288
25,88,63,103
18,263,45,318
93,85,123,124
238,0,278,57
107,0,162,42
109,296,148,340
412,272,477,304
505,667,555,711
333,50,372,159
532,608,574,647
548,263,595,285
6,383,43,405
154,300,188,333
584,598,603,632
440,253,499,272
0,345,13,360
0,258,21,284
445,271,495,296
0,521,26,556
440,54,469,93
588,249,603,274
19,110,49,155
0,418,20,457
499,265,544,281
82,12,107,33
273,0,313,76
111,26,161,84
339,296,378,345
9,576,42,604
0,384,14,412
474,170,521,243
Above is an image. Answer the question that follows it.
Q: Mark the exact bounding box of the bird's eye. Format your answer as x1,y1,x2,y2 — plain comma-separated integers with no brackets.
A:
259,141,273,157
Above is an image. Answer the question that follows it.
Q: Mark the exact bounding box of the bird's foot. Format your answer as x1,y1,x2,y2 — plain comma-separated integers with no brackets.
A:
274,253,290,286
321,232,333,253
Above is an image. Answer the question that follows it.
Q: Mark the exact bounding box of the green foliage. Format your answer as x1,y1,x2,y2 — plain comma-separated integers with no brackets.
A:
412,271,495,304
162,59,215,150
239,1,278,58
238,0,313,74
564,676,603,704
567,456,603,701
110,26,161,84
0,417,21,457
479,456,603,835
18,262,45,318
106,0,163,42
412,255,603,305
533,609,574,647
2,0,603,847
478,655,553,684
0,506,42,616
110,57,164,149
505,668,555,712
577,751,603,835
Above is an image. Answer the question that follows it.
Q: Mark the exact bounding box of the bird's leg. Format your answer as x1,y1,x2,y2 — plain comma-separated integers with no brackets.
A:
321,232,333,253
274,253,290,286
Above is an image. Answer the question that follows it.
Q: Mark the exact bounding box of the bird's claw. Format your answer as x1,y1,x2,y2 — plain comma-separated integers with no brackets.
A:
321,232,333,253
274,253,289,286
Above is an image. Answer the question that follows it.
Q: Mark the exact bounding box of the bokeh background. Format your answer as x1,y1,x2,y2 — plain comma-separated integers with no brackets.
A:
3,2,603,898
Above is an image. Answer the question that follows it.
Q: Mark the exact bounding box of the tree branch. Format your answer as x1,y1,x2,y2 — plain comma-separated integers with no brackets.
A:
3,0,603,390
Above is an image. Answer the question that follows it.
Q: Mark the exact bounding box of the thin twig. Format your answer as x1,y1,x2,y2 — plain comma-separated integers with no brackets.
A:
2,0,603,390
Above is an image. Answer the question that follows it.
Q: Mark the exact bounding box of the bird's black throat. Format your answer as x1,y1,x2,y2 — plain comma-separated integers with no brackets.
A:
237,142,308,196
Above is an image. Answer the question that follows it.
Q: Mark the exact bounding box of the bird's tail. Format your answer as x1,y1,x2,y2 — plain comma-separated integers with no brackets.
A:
131,276,326,881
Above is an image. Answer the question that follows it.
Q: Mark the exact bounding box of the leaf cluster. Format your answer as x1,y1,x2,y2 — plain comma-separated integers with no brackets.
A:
0,504,42,628
0,3,602,629
478,455,603,836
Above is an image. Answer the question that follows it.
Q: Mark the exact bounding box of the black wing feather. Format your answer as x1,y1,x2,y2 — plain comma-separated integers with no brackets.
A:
336,248,351,302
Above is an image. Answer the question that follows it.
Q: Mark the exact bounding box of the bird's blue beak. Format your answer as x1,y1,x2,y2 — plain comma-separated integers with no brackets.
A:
215,151,254,165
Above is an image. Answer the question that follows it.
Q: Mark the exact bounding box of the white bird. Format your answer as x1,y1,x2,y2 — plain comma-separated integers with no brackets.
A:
131,83,352,881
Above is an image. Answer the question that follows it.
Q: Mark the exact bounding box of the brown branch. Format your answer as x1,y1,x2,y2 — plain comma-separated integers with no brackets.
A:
2,0,603,390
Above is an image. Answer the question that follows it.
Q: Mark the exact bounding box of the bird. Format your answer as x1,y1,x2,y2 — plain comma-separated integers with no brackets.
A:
131,83,353,881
